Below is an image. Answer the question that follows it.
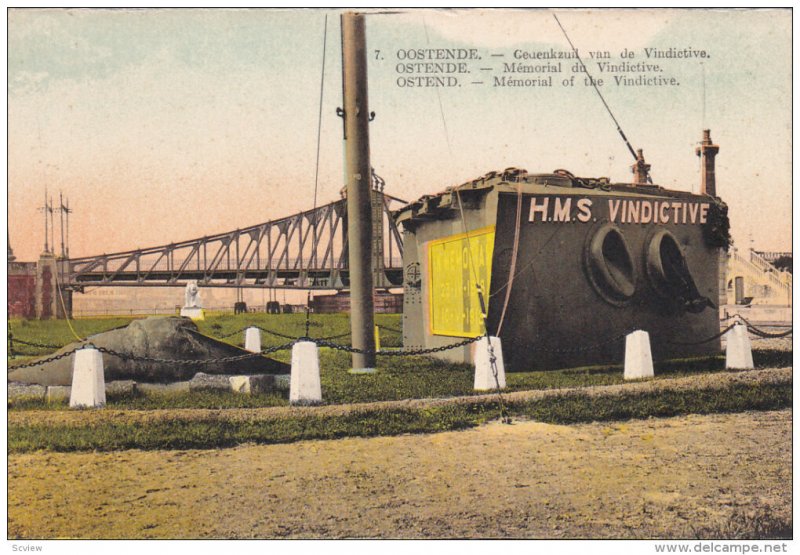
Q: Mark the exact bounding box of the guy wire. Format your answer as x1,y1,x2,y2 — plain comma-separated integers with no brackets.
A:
422,15,453,158
312,14,329,213
552,13,653,184
54,271,84,342
309,14,328,324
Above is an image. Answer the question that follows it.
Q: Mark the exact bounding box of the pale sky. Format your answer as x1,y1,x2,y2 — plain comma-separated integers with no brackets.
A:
7,8,792,262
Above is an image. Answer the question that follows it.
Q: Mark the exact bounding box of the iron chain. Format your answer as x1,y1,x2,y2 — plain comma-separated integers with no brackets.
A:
533,331,629,354
746,326,793,339
214,327,249,339
256,325,314,341
10,319,782,370
734,316,793,339
317,331,353,341
214,325,299,341
532,323,744,352
11,349,47,358
95,341,296,365
8,341,296,370
215,325,351,342
665,323,738,346
309,335,481,356
7,347,81,370
8,337,69,350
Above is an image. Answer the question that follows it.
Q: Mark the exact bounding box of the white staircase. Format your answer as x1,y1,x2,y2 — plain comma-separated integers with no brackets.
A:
726,248,792,306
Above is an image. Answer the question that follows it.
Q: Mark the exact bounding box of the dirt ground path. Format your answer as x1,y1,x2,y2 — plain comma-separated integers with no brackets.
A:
8,409,791,539
8,366,792,427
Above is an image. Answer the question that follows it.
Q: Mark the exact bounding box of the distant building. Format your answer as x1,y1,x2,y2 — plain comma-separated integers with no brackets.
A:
8,259,37,318
725,248,792,306
753,251,792,264
311,291,403,314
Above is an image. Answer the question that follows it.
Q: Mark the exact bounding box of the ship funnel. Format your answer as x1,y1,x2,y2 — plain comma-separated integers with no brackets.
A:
696,129,719,197
631,149,651,185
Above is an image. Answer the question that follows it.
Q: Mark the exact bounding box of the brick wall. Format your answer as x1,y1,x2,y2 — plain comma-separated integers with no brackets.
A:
8,262,36,318
311,291,403,314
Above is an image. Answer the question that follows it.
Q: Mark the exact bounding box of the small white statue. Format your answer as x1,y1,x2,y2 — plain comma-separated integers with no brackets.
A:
184,280,201,309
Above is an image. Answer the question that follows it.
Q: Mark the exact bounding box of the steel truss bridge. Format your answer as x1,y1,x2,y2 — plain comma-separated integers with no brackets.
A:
64,191,405,291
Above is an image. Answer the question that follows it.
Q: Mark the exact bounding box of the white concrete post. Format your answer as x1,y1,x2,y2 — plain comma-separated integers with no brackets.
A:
725,323,754,369
624,330,654,380
70,346,106,408
244,327,261,353
474,336,506,391
290,340,322,404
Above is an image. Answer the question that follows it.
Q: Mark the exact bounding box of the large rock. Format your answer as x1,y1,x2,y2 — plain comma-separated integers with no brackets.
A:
7,317,289,386
46,385,71,403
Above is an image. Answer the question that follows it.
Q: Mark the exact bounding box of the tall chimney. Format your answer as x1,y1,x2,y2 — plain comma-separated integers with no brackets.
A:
696,129,719,197
631,148,651,185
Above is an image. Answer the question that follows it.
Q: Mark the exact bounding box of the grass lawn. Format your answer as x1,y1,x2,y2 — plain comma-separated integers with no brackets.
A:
7,313,792,453
7,313,792,411
8,379,792,453
8,317,135,357
7,312,403,357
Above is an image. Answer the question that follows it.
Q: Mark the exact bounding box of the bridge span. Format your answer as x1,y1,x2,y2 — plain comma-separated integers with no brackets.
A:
63,191,405,292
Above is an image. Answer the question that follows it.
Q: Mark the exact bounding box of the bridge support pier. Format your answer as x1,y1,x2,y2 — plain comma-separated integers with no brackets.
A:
34,253,72,319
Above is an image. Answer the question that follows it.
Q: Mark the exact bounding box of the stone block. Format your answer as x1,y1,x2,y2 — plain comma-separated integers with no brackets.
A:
290,341,322,404
189,372,232,391
624,330,654,380
274,374,291,392
70,347,106,408
105,380,138,396
229,374,275,394
7,383,46,401
138,381,191,394
725,323,754,369
46,385,72,403
244,327,261,353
